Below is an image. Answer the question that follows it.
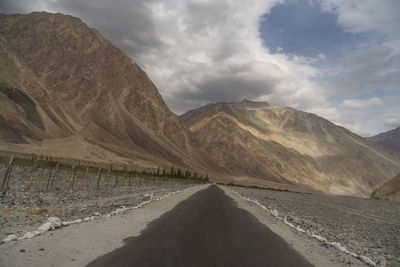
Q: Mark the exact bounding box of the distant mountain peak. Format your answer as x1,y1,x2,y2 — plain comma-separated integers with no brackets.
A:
234,99,270,108
367,127,400,153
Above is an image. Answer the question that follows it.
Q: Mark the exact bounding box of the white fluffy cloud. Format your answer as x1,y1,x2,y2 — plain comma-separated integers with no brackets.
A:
340,97,383,109
320,0,400,36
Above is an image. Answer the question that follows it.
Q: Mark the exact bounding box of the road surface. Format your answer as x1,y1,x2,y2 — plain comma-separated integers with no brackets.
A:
87,185,313,267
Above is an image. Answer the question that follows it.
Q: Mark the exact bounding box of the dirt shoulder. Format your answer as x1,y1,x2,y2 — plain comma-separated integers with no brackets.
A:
0,185,207,267
221,186,366,267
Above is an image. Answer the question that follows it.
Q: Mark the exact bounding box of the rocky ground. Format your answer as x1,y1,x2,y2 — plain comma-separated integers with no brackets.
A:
0,164,199,241
229,186,400,266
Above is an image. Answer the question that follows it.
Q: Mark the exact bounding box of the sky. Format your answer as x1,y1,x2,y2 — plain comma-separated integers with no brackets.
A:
1,0,399,136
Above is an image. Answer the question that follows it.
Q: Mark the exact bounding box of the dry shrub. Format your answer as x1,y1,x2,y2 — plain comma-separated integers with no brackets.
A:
26,208,48,216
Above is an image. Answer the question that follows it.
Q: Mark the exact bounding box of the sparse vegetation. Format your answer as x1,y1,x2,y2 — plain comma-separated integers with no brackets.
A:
220,182,294,193
26,208,48,216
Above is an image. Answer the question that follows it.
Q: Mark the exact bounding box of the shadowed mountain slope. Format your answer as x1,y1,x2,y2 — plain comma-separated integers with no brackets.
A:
371,173,400,201
367,127,400,154
181,100,400,196
0,12,210,170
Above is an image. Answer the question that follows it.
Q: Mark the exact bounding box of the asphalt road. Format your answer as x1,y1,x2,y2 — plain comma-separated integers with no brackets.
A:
87,185,313,267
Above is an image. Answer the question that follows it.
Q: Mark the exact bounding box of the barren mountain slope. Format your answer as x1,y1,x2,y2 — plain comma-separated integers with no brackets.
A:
0,12,208,169
181,100,400,195
371,173,400,201
367,127,400,154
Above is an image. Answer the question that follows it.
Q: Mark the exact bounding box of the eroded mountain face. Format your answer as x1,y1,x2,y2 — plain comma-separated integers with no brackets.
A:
0,12,209,169
181,100,400,195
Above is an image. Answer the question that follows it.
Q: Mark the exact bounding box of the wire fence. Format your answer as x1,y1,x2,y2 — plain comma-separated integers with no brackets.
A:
0,152,209,196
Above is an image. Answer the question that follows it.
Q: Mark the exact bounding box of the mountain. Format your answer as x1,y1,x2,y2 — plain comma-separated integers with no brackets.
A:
0,12,209,170
367,127,400,154
181,100,400,196
371,173,400,201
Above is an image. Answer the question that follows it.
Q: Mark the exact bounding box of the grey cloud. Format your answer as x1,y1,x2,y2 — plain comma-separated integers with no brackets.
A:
210,40,243,62
0,0,165,58
0,0,43,13
325,45,400,95
178,75,277,104
384,118,400,128
51,0,164,57
185,0,230,32
0,1,20,13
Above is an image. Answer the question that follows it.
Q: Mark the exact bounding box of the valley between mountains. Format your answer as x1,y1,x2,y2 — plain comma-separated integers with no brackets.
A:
1,11,400,267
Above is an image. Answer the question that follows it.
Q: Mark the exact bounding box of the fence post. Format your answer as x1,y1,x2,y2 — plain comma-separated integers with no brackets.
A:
128,169,132,187
122,165,127,186
27,158,39,190
106,164,112,186
84,167,89,189
50,161,59,191
1,155,16,196
113,173,118,187
45,163,55,192
68,163,75,189
1,155,14,193
96,167,102,190
70,161,80,190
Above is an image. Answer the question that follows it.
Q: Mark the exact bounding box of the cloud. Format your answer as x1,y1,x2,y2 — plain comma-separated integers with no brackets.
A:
340,97,383,109
320,0,400,37
323,45,400,97
384,117,400,128
383,105,400,128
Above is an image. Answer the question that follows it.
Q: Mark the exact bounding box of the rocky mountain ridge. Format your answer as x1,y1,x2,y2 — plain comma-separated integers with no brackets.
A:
181,100,400,195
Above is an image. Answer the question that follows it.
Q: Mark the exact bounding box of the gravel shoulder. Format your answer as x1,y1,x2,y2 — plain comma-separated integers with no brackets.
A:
223,186,398,267
221,186,349,267
0,184,207,267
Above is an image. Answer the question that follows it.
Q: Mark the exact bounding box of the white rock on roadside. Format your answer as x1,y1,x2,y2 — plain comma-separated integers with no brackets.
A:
38,217,63,232
1,234,18,243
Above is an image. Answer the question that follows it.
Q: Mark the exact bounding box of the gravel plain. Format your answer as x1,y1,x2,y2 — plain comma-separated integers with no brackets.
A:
229,186,400,266
0,164,199,241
